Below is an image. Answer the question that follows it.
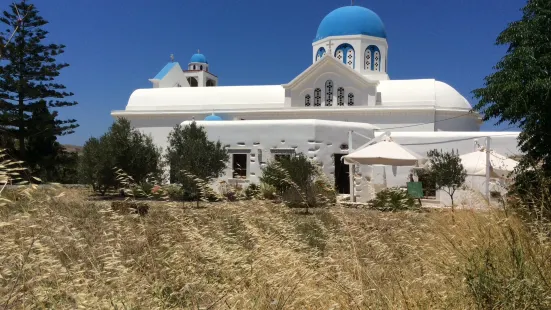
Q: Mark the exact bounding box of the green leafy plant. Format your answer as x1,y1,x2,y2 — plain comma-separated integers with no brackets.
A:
472,0,551,175
79,118,164,195
423,149,467,208
260,153,335,212
166,122,229,206
244,183,261,200
369,187,420,212
260,183,278,200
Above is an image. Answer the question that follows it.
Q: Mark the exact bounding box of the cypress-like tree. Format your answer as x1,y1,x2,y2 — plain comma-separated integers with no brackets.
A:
472,0,551,172
0,0,78,162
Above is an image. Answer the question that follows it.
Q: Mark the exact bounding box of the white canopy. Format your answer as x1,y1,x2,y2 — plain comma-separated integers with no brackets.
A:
343,138,427,166
460,149,518,178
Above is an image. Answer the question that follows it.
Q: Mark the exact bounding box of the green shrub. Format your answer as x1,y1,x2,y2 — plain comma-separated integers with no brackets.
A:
79,118,164,195
260,153,335,211
244,183,261,199
369,187,420,212
260,183,278,200
165,122,229,206
164,184,184,201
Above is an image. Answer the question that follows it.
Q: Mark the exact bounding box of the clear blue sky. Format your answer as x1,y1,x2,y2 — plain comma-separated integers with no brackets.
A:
28,0,525,145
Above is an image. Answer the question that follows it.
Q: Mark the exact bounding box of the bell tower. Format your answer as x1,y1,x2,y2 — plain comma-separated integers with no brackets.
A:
182,50,218,87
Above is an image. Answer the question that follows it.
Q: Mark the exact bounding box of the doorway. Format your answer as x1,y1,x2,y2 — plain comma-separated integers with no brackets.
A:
333,154,350,194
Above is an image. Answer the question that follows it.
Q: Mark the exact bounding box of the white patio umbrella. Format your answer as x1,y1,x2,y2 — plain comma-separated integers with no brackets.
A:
342,137,427,202
460,149,518,178
343,137,427,166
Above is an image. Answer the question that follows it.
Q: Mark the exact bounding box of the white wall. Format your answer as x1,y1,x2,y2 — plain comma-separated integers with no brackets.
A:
187,120,377,200
156,63,190,88
120,115,521,202
434,111,480,131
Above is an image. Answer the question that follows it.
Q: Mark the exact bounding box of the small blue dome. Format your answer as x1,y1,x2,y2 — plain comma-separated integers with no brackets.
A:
204,114,222,121
190,53,208,64
314,6,386,42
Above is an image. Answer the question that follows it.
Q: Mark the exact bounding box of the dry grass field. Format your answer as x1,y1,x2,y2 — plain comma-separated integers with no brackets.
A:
1,187,551,309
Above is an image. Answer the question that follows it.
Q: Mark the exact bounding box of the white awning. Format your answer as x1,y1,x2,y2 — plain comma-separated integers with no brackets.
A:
460,149,518,177
343,137,426,166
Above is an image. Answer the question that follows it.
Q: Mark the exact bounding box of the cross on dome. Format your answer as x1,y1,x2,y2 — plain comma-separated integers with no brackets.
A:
326,40,334,54
170,54,174,62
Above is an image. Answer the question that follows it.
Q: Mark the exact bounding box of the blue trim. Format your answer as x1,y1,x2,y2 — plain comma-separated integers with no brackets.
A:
316,47,326,61
153,62,178,80
365,45,380,71
335,43,355,68
314,6,387,42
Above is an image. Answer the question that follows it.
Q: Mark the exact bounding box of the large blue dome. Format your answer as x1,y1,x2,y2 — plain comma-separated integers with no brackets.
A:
190,53,208,64
314,6,386,42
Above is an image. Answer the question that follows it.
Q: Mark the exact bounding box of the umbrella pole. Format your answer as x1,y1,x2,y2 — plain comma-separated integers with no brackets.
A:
485,137,491,202
349,130,355,202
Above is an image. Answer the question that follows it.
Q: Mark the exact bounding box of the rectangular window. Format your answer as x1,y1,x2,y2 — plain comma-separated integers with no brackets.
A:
274,154,291,162
232,154,247,178
376,92,382,105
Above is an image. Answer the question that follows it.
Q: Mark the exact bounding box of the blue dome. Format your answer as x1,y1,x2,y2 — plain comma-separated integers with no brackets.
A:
190,53,208,64
204,114,222,121
314,6,386,42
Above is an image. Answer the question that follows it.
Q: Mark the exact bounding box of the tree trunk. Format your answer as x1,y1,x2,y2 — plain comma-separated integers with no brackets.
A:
18,26,26,161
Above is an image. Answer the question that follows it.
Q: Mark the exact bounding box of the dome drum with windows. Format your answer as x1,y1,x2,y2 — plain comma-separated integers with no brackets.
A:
313,6,388,75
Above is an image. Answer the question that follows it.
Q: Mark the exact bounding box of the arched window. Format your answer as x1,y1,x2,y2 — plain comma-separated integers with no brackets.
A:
364,49,372,70
337,87,345,106
335,43,355,68
200,65,203,70
346,49,354,68
193,65,196,70
305,94,311,107
316,47,326,61
314,88,321,106
325,80,333,106
365,45,381,71
187,77,198,87
348,93,354,106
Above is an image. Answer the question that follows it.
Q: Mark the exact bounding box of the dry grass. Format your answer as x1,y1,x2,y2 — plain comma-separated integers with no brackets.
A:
1,187,551,309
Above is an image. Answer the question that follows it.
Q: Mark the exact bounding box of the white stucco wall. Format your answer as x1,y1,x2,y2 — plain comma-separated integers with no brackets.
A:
122,115,521,203
190,119,377,201
153,63,190,88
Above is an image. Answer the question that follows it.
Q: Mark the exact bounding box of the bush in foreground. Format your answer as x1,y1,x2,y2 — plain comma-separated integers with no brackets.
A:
166,122,229,204
260,153,335,211
369,187,420,212
79,118,164,195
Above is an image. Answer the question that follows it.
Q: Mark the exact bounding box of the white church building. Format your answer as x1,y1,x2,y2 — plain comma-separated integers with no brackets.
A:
111,5,520,201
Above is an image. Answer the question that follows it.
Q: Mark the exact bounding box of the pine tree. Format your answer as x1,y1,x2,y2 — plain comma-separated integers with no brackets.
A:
25,100,65,181
0,0,78,163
